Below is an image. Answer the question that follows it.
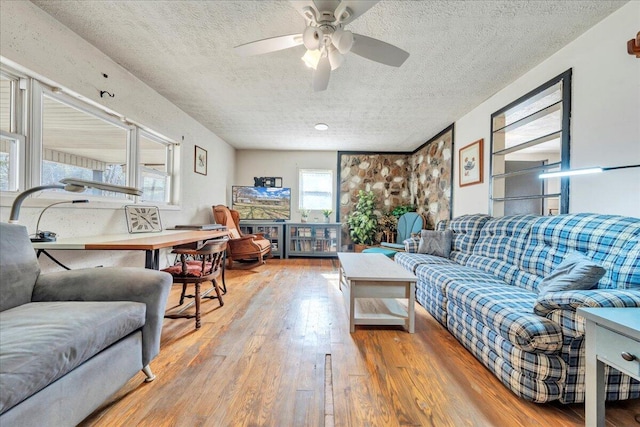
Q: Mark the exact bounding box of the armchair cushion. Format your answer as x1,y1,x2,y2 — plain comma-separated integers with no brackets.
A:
0,224,40,312
31,267,171,367
0,301,144,414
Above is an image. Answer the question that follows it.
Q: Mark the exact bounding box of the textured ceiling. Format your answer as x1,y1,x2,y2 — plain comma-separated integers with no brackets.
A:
31,0,625,152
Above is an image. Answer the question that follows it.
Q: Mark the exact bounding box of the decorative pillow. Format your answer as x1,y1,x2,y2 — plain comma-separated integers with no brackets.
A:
418,230,452,258
537,252,606,295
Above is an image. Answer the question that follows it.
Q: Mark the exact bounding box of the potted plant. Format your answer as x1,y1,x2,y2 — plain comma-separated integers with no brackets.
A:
322,209,332,223
391,204,417,218
300,209,309,223
347,190,378,252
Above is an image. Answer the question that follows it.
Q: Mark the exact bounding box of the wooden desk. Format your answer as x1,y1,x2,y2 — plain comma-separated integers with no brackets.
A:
31,229,229,269
578,307,640,427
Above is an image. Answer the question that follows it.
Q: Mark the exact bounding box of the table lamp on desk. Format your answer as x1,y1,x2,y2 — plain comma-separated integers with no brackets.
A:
7,178,143,242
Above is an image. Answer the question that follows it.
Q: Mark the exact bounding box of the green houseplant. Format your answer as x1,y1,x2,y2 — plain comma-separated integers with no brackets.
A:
391,204,416,218
322,209,332,223
347,190,378,250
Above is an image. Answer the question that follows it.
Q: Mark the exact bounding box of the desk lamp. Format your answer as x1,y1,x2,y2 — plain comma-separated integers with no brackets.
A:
31,199,89,242
9,178,143,227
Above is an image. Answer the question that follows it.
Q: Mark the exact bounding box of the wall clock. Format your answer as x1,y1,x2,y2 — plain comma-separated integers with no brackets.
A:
124,205,163,233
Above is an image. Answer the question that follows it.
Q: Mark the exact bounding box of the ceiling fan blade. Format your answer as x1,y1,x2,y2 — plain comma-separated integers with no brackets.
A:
234,34,303,56
313,56,331,92
350,34,409,67
334,0,379,25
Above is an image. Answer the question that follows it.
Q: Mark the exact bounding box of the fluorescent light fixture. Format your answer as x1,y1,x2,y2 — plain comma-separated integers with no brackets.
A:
314,123,329,131
539,167,603,179
539,164,640,179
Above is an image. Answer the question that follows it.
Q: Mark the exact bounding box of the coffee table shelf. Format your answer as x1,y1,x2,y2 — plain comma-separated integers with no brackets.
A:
338,252,417,333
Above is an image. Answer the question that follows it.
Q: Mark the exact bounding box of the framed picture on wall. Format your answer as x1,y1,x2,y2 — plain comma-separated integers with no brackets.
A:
194,145,207,175
459,139,483,187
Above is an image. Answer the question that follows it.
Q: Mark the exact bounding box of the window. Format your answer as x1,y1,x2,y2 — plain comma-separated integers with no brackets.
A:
40,93,130,197
139,131,172,203
0,62,178,205
299,169,333,210
0,71,25,192
490,70,571,216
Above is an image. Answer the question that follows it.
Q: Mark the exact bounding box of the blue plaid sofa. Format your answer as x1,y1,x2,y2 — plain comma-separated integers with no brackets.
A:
395,213,640,403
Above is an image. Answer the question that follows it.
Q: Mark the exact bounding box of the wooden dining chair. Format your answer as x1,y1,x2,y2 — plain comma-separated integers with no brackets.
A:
162,238,227,329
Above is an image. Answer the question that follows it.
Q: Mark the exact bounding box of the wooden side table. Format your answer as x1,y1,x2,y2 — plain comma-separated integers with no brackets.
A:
577,307,640,427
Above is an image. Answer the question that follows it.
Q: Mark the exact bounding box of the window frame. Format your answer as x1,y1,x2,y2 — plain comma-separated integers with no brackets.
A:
489,69,571,216
298,168,334,211
0,69,27,194
0,62,179,206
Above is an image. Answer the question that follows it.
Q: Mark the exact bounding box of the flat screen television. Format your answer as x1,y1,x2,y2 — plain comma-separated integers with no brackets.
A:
231,186,291,220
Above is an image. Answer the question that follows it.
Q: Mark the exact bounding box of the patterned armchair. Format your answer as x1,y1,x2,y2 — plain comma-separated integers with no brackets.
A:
212,205,271,268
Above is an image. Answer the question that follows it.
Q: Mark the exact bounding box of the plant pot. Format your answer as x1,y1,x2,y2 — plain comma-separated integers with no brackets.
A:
323,217,330,223
354,244,367,253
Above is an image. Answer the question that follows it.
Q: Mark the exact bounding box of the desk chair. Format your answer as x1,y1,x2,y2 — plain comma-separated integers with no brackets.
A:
163,239,227,329
380,212,424,251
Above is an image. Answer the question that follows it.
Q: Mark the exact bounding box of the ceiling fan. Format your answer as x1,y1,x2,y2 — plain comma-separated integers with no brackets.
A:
234,0,410,92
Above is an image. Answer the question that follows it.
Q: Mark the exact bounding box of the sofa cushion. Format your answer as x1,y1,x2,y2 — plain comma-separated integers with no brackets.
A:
0,224,40,312
446,281,563,354
466,215,538,287
394,252,456,273
520,213,640,290
537,252,606,295
0,301,145,414
448,214,491,264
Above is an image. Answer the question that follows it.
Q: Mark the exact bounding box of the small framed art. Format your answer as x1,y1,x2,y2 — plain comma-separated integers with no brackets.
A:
459,139,483,187
194,145,207,175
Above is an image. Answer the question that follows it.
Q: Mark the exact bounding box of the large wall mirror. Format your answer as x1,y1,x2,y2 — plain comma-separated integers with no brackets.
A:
490,70,571,216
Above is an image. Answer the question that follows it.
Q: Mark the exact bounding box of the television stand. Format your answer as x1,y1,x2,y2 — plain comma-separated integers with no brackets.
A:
238,221,285,259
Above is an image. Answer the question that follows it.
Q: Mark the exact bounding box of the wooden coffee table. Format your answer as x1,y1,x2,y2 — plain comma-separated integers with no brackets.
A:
338,252,417,333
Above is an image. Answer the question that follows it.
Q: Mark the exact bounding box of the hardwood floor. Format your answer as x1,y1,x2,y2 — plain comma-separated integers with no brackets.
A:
81,258,640,427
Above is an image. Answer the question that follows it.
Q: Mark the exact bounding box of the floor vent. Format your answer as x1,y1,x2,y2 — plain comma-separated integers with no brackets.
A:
325,354,334,427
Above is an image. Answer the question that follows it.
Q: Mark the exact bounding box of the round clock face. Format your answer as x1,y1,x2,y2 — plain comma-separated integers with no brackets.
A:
125,206,162,233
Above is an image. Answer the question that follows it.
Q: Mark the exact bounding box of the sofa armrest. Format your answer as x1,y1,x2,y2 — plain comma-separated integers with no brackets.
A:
32,267,172,367
403,237,420,253
533,289,640,317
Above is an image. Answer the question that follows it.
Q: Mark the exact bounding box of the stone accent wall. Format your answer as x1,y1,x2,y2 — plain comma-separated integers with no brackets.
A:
410,128,453,230
339,153,412,225
338,126,453,246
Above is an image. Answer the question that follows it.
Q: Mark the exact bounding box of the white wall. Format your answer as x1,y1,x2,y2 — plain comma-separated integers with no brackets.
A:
0,1,235,270
235,150,337,222
453,1,640,218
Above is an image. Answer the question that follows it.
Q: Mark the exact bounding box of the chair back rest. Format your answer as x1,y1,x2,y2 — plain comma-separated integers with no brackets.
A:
196,239,228,276
213,205,241,239
0,223,41,311
397,212,424,241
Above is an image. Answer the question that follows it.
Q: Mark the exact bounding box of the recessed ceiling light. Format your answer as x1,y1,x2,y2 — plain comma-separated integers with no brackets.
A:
314,123,329,131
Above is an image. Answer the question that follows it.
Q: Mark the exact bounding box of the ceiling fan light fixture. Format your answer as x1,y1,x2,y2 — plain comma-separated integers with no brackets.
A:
303,26,322,50
328,47,344,70
333,29,354,54
301,49,322,69
314,123,329,131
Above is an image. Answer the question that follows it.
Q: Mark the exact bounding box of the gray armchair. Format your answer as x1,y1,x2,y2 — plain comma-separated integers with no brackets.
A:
0,222,172,426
